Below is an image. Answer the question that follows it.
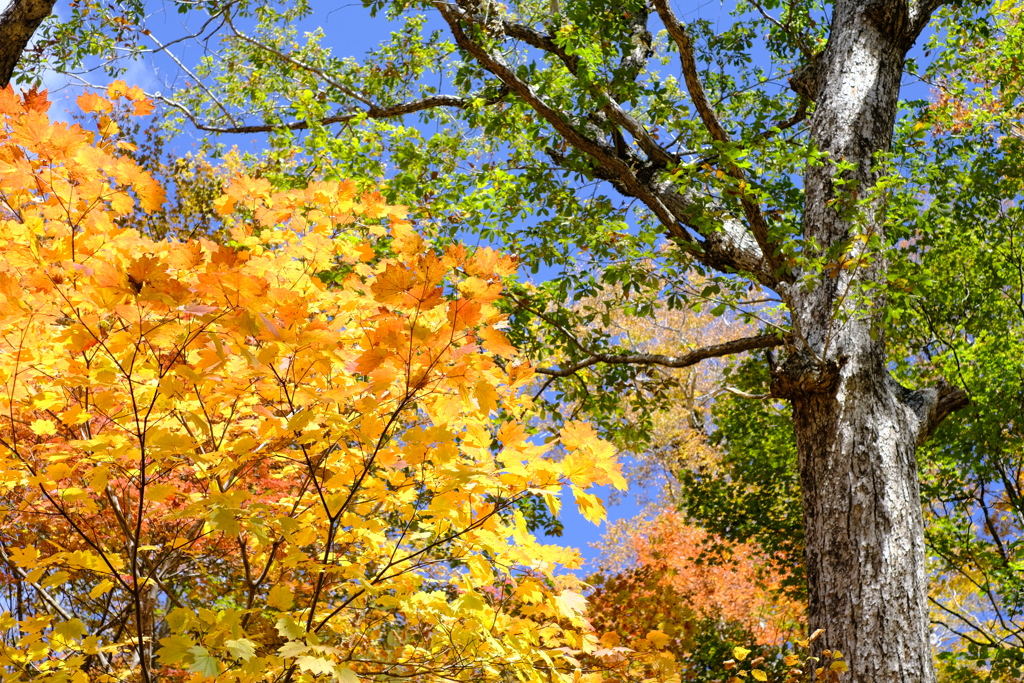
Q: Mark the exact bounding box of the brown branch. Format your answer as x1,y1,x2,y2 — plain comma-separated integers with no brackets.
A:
534,333,788,377
433,1,700,252
910,379,970,445
653,0,783,280
496,15,675,168
160,93,499,134
756,97,809,141
928,380,970,433
653,0,730,144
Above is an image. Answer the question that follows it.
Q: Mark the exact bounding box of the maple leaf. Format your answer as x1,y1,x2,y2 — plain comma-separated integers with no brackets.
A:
370,262,416,304
188,646,222,677
479,326,517,358
157,635,194,665
30,419,57,436
76,92,113,114
555,590,588,620
225,638,256,662
296,655,336,675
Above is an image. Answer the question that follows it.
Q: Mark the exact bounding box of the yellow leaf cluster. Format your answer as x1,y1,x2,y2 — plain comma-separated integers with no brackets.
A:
0,86,646,683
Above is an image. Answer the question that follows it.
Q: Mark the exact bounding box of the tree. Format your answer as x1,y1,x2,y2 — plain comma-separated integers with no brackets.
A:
0,84,676,683
4,0,1011,679
0,0,57,88
590,510,804,682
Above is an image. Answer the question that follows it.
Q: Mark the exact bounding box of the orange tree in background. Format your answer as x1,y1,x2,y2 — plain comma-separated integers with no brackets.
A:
589,510,803,683
0,85,678,683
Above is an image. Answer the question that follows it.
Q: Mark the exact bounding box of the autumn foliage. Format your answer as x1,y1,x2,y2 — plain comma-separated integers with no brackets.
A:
628,511,802,648
0,85,679,683
588,510,803,681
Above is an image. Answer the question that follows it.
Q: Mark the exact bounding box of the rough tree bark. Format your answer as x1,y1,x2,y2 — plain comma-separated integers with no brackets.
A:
773,2,965,680
0,0,57,87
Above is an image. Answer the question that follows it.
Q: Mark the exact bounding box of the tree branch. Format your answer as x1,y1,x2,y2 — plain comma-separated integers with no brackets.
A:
534,333,788,377
160,92,503,134
442,4,787,286
497,12,673,167
433,1,699,251
908,0,949,43
652,0,784,280
906,379,970,445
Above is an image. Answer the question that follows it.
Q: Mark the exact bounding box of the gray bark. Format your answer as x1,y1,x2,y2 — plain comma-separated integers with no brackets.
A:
0,0,57,88
771,1,963,680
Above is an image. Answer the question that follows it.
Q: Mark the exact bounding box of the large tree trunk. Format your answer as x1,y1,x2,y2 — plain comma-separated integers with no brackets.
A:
772,2,959,680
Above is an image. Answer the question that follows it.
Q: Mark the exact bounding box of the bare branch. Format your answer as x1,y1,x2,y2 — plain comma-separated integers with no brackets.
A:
721,386,770,400
159,93,499,134
534,333,788,377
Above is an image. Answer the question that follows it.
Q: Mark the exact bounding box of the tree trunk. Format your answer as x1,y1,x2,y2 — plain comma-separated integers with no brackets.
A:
0,0,57,88
771,2,955,681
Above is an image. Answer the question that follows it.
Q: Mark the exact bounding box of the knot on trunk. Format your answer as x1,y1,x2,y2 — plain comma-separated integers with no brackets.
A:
788,61,820,103
862,0,911,42
903,379,970,445
770,350,841,399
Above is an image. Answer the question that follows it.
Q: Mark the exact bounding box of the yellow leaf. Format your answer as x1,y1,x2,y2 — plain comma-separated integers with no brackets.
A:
296,655,336,675
157,635,194,665
8,546,39,568
53,618,87,640
646,629,671,649
213,194,236,215
830,661,849,672
573,488,606,524
147,484,176,503
268,584,294,610
733,646,751,661
30,419,57,436
337,667,360,683
751,669,767,681
89,580,114,599
555,590,587,620
479,326,517,357
41,570,70,588
474,379,499,415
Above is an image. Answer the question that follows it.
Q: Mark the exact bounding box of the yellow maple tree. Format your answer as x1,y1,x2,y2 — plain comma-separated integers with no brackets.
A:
0,84,674,683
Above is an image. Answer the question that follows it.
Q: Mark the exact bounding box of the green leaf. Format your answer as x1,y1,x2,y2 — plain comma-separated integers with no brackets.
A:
188,646,221,678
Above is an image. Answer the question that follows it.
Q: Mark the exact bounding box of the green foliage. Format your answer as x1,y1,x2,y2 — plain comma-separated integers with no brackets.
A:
678,357,804,594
